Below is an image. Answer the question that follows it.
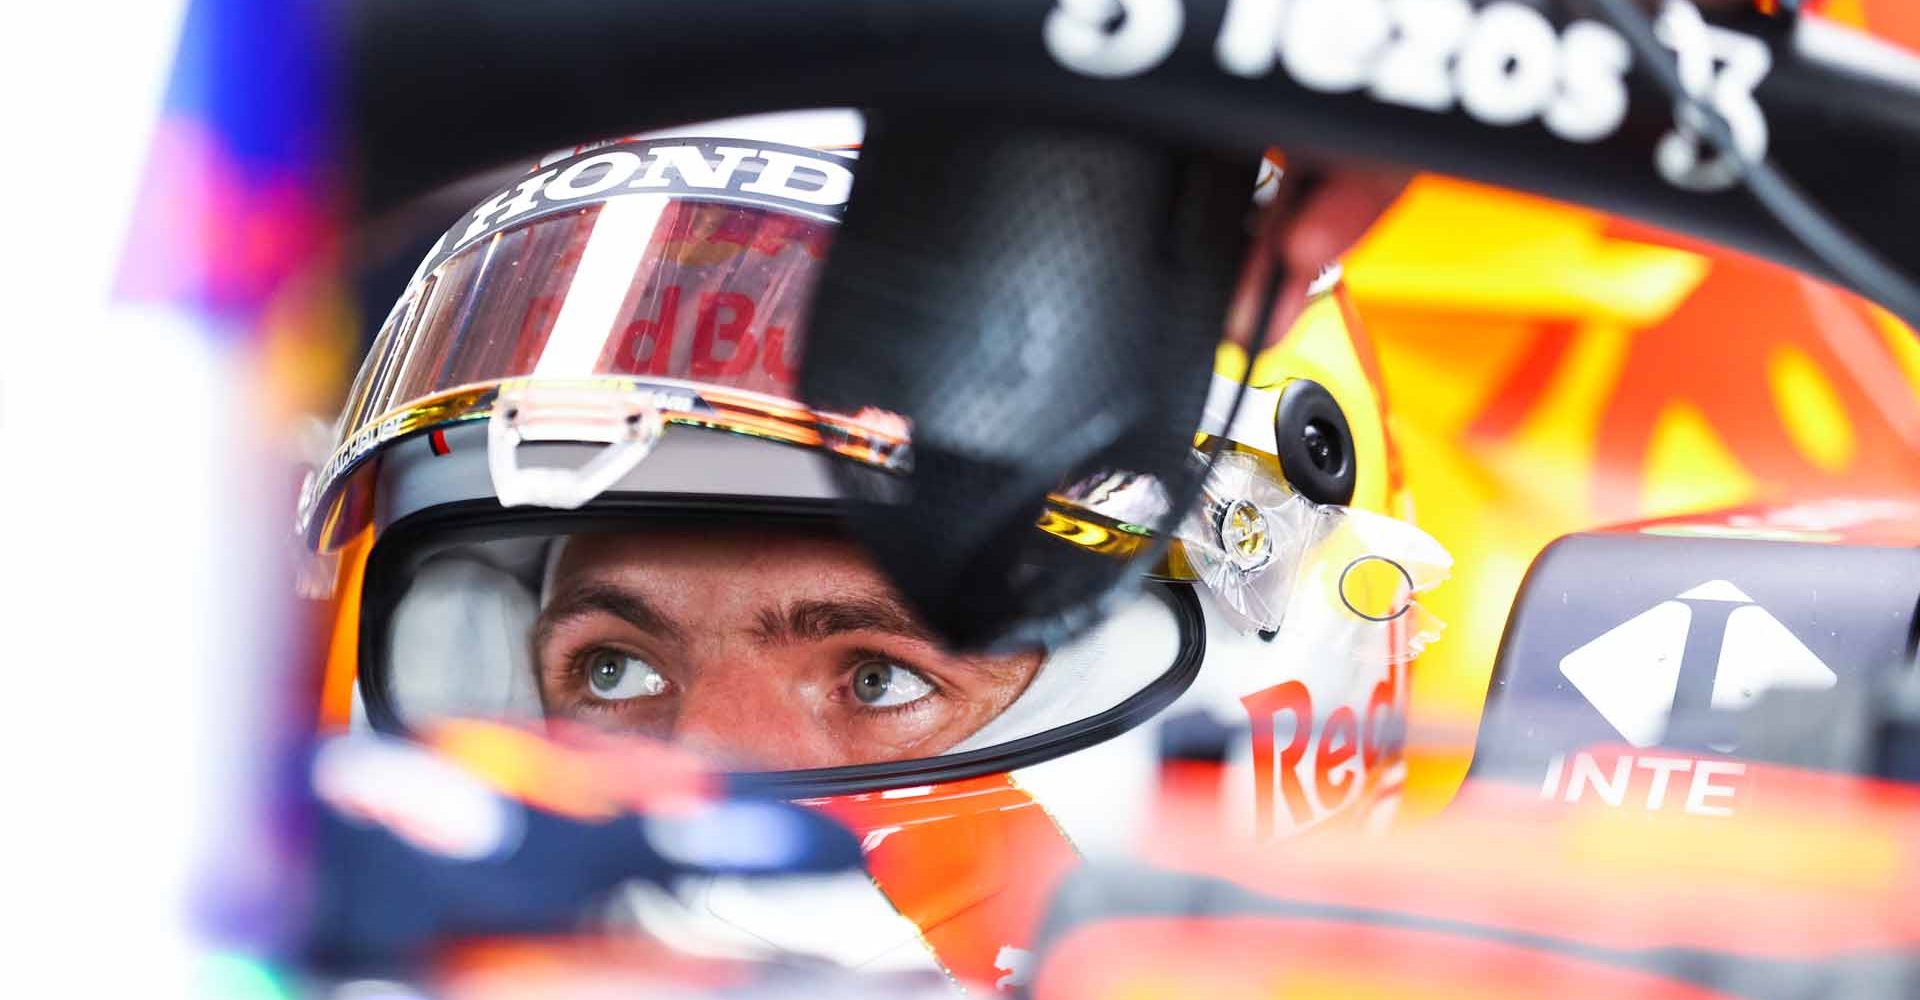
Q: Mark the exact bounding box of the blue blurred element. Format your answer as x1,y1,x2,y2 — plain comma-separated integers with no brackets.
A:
159,0,331,172
646,800,848,871
121,0,338,319
304,740,863,971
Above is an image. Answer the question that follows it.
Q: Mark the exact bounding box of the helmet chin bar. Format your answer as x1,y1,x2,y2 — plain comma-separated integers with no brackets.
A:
799,112,1258,652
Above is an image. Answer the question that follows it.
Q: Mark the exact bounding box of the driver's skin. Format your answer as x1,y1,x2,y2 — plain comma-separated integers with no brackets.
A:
534,525,1043,768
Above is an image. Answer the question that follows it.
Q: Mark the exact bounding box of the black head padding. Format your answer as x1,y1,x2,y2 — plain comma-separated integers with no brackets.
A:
1273,378,1356,507
799,112,1256,651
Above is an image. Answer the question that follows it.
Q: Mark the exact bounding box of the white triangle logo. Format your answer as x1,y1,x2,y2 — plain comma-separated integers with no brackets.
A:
1677,580,1751,603
1558,600,1691,748
1557,580,1838,748
1710,604,1838,711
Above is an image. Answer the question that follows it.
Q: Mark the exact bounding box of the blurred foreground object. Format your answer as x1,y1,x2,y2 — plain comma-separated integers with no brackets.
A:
304,722,864,971
1028,761,1920,1000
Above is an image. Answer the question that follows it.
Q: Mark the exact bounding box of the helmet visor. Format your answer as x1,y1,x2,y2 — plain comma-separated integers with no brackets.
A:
304,138,883,548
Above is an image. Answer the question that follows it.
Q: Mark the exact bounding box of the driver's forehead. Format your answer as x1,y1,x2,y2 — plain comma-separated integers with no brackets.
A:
552,526,883,595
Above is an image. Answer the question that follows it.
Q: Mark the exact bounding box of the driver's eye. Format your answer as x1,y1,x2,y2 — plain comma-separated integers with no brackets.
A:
584,650,669,700
851,660,935,708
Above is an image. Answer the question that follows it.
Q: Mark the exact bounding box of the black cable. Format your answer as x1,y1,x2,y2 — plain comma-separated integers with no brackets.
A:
1589,0,1920,329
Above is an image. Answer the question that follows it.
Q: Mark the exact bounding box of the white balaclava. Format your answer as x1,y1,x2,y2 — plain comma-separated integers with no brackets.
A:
385,550,544,724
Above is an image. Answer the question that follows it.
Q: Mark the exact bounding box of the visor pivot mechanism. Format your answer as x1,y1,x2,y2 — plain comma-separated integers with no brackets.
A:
486,383,673,509
1215,498,1276,574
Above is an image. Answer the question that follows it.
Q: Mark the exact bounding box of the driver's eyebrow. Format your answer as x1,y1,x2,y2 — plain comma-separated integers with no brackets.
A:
753,594,938,646
535,582,686,648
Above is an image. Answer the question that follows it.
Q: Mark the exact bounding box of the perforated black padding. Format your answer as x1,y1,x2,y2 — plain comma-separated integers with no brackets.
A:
800,112,1255,651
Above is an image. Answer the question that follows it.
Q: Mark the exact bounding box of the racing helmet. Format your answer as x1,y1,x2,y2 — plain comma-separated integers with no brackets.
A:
301,110,1449,989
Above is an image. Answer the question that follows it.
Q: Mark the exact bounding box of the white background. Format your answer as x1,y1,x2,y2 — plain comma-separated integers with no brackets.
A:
0,3,216,997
